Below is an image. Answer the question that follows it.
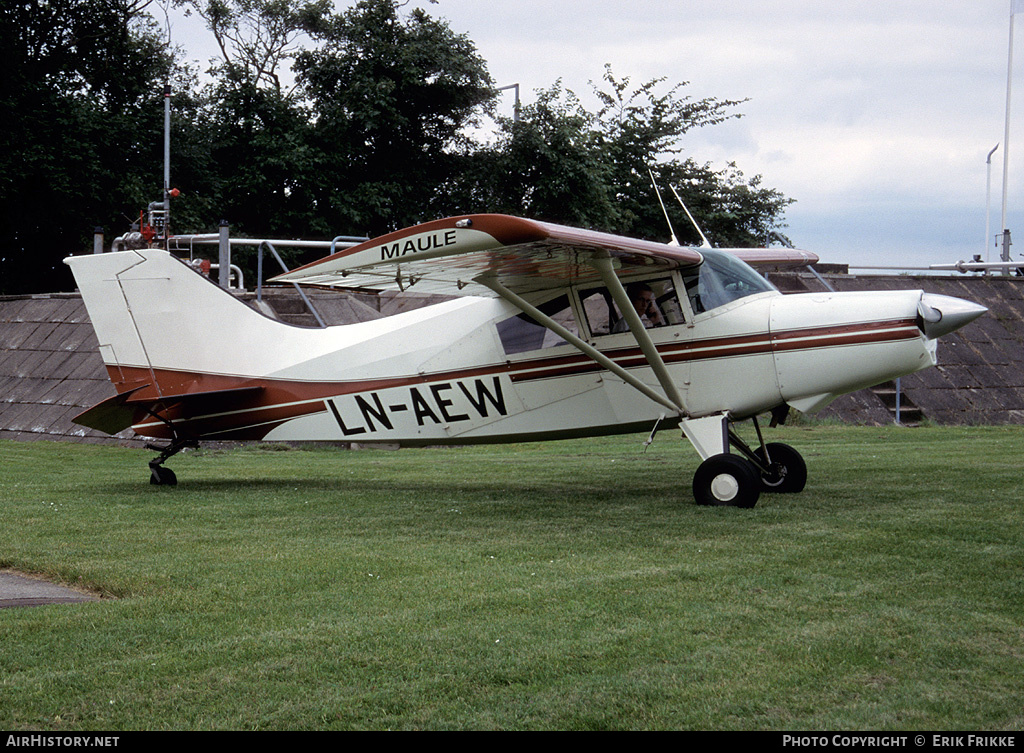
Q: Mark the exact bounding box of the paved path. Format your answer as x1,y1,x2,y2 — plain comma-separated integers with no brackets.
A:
0,570,99,608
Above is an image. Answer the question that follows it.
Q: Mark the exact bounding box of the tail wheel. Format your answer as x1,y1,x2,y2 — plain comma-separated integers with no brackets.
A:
693,454,761,508
149,464,177,486
146,437,196,486
752,442,806,493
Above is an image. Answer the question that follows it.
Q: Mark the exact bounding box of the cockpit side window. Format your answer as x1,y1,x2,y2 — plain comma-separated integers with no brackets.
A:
681,250,777,314
579,277,685,336
496,293,577,355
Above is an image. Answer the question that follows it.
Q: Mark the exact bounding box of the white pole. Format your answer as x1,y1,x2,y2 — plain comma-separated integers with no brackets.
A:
1001,4,1016,236
163,85,171,201
987,144,999,261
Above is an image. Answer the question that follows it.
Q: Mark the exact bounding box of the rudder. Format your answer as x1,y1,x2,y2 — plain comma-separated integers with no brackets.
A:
64,248,295,392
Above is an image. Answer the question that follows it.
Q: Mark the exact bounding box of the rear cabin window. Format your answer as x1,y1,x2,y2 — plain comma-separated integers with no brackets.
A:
578,277,685,336
496,293,577,355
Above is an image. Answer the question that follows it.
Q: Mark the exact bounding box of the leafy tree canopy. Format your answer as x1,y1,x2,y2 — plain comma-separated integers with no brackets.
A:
0,0,179,293
293,0,497,236
454,66,791,247
0,0,793,294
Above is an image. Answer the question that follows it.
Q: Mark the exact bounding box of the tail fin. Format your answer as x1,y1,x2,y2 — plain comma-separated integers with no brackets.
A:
64,248,300,396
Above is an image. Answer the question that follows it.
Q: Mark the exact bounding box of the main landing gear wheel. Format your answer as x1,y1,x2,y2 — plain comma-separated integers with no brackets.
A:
692,454,761,508
752,442,806,494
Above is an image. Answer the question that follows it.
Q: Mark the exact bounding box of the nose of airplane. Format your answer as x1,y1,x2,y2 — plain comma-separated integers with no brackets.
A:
917,293,988,339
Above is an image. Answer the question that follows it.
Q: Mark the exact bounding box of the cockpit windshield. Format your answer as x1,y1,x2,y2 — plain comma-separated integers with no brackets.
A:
682,249,777,314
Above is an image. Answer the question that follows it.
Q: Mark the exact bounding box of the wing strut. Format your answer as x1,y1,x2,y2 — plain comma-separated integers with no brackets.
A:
589,255,688,414
474,274,686,416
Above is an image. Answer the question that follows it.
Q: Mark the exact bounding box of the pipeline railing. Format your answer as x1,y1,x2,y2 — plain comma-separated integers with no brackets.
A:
165,230,368,328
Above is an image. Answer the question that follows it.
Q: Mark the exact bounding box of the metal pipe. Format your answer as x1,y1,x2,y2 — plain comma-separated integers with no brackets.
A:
804,265,836,291
163,84,171,246
218,220,230,289
895,377,902,425
987,143,1000,261
258,241,326,328
497,83,520,122
171,235,365,250
1002,7,1016,236
330,235,372,253
209,263,244,289
163,85,171,206
931,259,1023,272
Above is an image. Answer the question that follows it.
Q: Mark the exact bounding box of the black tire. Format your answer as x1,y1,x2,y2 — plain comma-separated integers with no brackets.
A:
752,442,806,493
149,465,177,486
692,454,761,508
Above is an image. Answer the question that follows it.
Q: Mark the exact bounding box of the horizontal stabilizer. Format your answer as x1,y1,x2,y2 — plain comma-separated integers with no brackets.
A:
73,385,152,435
74,385,264,436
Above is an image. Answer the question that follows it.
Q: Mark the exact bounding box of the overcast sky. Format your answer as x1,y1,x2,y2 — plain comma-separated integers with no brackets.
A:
170,1,1024,270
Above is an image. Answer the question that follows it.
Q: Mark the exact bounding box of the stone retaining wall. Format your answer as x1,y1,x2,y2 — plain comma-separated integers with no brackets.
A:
2,272,1021,444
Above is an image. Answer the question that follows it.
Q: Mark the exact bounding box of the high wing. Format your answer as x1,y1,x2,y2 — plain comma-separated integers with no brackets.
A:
729,248,819,267
271,214,706,296
272,214,817,296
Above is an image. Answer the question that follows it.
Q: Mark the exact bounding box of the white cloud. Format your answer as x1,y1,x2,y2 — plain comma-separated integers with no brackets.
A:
422,0,1024,268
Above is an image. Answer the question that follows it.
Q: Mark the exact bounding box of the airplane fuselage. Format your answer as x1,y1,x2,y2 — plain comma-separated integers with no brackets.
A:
69,249,941,448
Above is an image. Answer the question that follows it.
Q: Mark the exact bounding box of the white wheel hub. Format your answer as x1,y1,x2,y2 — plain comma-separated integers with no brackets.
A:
710,473,740,502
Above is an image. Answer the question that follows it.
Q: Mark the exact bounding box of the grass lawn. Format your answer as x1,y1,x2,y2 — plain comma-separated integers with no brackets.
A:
1,425,1022,730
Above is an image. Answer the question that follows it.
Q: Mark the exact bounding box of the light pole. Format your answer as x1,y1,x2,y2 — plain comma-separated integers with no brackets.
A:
1001,1,1022,272
987,143,1000,262
497,83,520,123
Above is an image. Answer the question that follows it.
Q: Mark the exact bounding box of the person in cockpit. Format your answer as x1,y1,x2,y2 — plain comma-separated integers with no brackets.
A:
612,282,665,332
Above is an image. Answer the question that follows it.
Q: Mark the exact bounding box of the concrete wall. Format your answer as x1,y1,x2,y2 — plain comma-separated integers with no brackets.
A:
773,272,1024,426
1,272,1022,445
0,294,139,444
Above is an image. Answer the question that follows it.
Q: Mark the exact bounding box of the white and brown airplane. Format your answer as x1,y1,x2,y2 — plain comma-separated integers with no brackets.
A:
64,214,986,506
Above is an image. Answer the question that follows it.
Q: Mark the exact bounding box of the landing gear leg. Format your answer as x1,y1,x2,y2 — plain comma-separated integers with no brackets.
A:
686,412,808,507
146,438,197,486
729,416,807,494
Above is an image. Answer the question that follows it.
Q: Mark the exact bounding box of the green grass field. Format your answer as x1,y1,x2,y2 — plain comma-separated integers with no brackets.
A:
1,425,1022,730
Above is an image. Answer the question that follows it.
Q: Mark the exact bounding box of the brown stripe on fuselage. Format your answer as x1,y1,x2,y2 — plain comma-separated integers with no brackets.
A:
115,317,921,439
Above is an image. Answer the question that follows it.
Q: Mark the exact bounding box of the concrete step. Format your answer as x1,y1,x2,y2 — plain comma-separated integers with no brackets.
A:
870,381,924,425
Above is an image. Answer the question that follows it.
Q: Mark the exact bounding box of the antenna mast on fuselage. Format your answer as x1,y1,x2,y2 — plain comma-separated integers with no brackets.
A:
668,183,712,249
647,169,713,249
648,169,679,246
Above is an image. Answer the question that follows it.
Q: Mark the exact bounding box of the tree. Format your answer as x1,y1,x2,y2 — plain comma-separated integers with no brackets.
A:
452,67,792,248
444,83,618,228
175,0,331,92
194,79,322,236
593,66,790,246
169,0,496,249
0,0,179,294
167,0,336,258
0,0,792,295
294,0,496,236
